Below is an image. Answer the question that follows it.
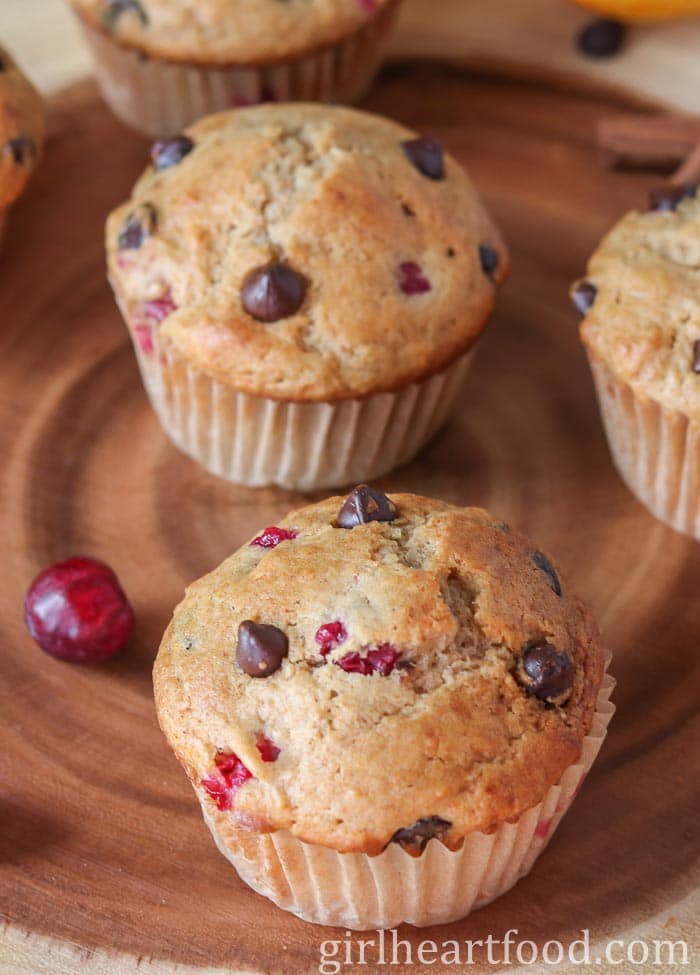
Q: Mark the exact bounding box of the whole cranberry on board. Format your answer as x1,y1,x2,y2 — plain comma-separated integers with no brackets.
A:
24,557,134,663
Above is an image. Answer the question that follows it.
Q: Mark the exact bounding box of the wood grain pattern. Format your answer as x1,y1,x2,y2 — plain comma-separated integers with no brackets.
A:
0,72,699,975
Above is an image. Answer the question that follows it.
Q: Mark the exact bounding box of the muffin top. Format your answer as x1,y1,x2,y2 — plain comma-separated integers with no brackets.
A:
71,0,396,65
154,488,605,856
107,104,507,402
575,187,700,422
0,46,44,210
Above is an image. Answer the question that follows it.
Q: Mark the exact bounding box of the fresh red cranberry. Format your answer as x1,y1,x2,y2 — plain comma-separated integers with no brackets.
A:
201,751,253,811
315,621,347,657
250,526,298,549
398,262,431,295
24,557,134,664
336,644,401,676
256,734,281,763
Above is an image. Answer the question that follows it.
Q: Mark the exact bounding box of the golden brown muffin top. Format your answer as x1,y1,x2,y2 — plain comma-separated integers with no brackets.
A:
70,0,396,65
0,46,45,210
107,103,507,402
154,489,605,856
575,188,700,422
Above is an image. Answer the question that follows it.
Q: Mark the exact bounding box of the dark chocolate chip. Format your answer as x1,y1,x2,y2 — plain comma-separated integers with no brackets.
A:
5,137,36,166
241,262,306,322
479,244,499,279
648,183,696,213
151,135,194,171
519,642,574,704
103,0,148,29
391,816,452,854
576,18,626,58
337,485,398,529
693,340,700,374
401,138,445,181
118,203,157,250
571,280,597,316
532,550,562,597
236,621,289,678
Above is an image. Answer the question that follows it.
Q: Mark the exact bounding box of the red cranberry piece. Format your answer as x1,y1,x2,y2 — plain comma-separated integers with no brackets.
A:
201,751,253,811
143,290,177,323
250,526,298,549
134,324,154,356
367,644,401,676
398,262,431,295
24,556,134,664
336,651,373,675
315,621,347,657
256,734,281,763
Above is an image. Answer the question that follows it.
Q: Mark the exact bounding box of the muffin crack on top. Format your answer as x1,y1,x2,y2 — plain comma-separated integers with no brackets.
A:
154,488,605,855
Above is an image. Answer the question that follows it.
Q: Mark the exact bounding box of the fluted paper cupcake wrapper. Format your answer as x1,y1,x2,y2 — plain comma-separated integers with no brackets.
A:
130,324,474,490
200,662,614,930
77,3,401,138
588,354,700,539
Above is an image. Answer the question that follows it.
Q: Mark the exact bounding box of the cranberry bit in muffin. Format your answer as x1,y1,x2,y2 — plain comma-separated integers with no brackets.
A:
24,557,134,664
401,137,444,181
648,184,696,213
256,734,281,763
391,816,452,855
315,621,347,657
479,244,499,279
517,642,574,705
237,621,289,677
250,526,298,549
103,0,148,29
151,135,194,171
337,485,397,528
241,262,306,322
336,645,401,676
571,280,597,316
398,261,432,295
201,751,253,811
118,203,157,250
532,550,562,597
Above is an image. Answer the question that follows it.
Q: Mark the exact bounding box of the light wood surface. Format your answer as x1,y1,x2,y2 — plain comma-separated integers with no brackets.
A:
1,71,699,974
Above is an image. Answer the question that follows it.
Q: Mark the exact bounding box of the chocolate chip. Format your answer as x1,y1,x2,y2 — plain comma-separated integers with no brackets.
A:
518,642,574,704
576,18,626,58
118,203,157,250
236,621,289,678
241,262,306,322
103,0,148,29
5,137,36,166
391,816,452,854
401,138,445,181
692,340,700,374
337,485,398,529
571,280,597,316
648,183,696,213
151,135,194,171
532,551,562,597
479,244,499,278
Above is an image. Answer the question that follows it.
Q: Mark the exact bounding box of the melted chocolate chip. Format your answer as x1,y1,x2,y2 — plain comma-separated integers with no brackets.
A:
236,621,289,678
103,0,148,29
576,18,626,58
118,203,157,250
532,550,562,597
5,137,36,166
401,138,445,181
337,485,398,529
693,340,700,374
151,135,194,171
241,262,306,322
571,280,597,316
479,244,499,279
519,642,574,704
648,183,696,213
391,816,452,854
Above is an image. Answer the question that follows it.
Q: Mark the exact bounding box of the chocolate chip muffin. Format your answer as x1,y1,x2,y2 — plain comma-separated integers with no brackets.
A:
107,103,508,489
573,183,700,538
68,0,403,137
0,46,44,236
153,487,613,928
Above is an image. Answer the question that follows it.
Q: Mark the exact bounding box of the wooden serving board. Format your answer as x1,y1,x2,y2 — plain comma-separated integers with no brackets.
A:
1,71,699,975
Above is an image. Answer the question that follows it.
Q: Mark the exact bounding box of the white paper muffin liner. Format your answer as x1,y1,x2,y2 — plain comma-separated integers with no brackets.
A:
76,3,401,138
588,353,700,539
129,320,475,490
200,661,614,930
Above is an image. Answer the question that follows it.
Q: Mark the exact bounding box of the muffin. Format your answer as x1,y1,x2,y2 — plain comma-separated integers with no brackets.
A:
573,184,700,538
0,46,44,239
153,487,614,929
68,0,403,138
107,103,508,490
